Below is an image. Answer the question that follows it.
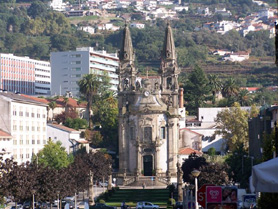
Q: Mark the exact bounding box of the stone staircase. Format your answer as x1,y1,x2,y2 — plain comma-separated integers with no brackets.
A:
125,176,168,187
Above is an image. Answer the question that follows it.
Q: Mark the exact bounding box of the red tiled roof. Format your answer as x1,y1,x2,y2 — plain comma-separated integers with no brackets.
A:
48,123,80,132
54,97,87,108
179,147,202,155
241,87,260,91
22,94,49,104
21,95,87,108
0,129,12,137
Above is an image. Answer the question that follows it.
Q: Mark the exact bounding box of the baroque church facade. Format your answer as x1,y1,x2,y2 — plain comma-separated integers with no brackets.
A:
117,23,199,183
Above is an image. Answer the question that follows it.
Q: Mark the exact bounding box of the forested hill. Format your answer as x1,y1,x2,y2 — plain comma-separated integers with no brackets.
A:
0,1,275,75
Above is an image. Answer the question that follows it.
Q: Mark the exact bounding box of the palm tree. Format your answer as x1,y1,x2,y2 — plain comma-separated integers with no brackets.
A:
78,73,110,129
237,89,252,106
208,74,222,104
48,101,57,121
222,78,239,98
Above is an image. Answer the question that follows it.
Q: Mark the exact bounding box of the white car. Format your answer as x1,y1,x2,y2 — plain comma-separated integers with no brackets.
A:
136,201,159,209
99,181,116,187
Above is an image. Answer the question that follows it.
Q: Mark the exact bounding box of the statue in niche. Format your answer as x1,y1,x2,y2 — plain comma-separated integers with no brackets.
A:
123,78,129,90
166,77,172,89
136,80,141,90
155,82,159,91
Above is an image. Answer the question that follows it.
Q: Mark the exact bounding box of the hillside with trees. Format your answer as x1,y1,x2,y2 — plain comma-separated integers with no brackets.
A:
0,1,276,88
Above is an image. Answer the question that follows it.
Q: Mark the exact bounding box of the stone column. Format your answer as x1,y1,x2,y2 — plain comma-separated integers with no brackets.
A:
137,145,142,175
155,136,161,175
177,162,183,202
108,166,112,190
167,118,179,176
88,171,94,206
119,121,127,173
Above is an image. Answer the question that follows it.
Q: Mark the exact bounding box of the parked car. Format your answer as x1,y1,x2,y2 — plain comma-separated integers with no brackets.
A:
23,201,31,209
77,201,87,209
99,181,108,187
136,201,159,209
91,203,116,209
11,204,23,209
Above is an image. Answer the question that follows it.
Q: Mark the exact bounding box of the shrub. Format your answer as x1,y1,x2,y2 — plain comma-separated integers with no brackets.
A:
168,198,176,206
99,199,105,204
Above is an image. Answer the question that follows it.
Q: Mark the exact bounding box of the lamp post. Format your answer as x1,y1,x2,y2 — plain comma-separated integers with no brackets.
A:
191,169,201,209
242,155,247,174
31,189,36,209
57,191,60,209
275,121,278,157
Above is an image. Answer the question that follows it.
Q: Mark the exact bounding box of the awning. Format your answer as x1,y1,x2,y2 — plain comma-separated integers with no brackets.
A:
251,157,278,193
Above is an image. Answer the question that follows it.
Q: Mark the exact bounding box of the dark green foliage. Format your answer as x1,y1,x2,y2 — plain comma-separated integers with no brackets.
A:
258,193,278,209
27,1,48,19
183,66,210,115
181,153,208,183
182,153,231,186
64,118,88,130
207,147,216,156
0,150,112,204
225,145,250,188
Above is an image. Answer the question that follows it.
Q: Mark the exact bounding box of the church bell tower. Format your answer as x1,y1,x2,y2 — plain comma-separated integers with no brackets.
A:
118,23,181,183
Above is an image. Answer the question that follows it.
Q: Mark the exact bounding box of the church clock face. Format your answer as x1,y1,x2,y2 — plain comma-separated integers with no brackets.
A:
144,91,150,97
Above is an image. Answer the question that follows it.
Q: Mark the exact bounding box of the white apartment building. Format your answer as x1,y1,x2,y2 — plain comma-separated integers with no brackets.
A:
130,22,145,29
34,60,51,95
50,47,119,97
0,53,51,95
48,0,66,11
0,91,48,164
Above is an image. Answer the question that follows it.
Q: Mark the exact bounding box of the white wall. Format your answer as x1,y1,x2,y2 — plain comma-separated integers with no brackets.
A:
47,125,81,153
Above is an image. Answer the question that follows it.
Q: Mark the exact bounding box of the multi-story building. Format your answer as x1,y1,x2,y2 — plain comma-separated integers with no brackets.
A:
50,47,119,97
34,60,52,95
0,53,51,95
0,91,48,164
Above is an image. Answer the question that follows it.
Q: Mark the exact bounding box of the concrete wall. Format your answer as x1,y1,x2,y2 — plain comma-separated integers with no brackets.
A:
47,125,81,153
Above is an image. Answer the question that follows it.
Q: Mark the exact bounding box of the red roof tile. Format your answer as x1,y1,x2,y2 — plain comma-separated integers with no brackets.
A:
0,129,12,137
22,94,49,104
179,147,202,155
21,95,87,108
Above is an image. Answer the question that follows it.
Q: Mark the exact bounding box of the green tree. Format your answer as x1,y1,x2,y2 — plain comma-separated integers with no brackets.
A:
237,89,252,106
78,73,111,129
207,147,216,156
215,102,249,151
92,93,118,149
225,145,249,188
181,153,230,186
27,1,48,19
183,66,210,115
64,118,88,130
199,162,230,186
208,74,222,105
181,153,208,183
34,139,73,170
222,78,239,98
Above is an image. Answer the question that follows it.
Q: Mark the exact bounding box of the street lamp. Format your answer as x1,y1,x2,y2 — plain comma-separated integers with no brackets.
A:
57,191,60,209
191,169,201,209
242,155,247,174
31,189,36,209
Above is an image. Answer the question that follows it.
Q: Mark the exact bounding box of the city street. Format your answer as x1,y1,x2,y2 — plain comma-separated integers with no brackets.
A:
5,186,106,209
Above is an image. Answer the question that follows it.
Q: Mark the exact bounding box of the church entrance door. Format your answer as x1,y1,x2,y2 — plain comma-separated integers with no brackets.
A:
143,155,153,176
